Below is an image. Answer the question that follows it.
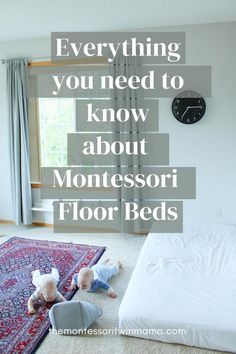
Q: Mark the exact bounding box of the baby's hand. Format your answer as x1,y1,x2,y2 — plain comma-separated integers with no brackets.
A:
108,291,117,299
69,284,76,291
28,307,37,315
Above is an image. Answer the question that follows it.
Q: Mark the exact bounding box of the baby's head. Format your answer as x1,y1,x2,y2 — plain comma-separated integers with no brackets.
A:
40,276,58,302
77,268,94,290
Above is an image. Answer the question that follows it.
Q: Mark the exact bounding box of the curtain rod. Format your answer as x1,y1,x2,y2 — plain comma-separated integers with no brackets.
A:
1,56,50,64
1,56,107,66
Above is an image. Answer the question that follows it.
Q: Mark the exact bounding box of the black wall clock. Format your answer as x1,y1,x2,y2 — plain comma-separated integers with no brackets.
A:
172,91,206,124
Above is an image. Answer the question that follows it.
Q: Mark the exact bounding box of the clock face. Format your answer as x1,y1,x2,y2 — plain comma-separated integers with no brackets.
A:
172,91,206,124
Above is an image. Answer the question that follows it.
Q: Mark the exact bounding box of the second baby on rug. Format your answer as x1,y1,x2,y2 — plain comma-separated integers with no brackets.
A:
70,259,123,298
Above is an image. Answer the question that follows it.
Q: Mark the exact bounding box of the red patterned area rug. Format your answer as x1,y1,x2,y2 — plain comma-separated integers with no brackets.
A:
0,237,106,354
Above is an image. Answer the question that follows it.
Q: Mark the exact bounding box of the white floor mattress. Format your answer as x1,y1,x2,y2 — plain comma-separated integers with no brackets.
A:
119,223,236,352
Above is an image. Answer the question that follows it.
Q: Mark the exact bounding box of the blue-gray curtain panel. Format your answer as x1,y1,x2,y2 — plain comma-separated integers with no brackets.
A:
7,59,33,225
111,52,141,233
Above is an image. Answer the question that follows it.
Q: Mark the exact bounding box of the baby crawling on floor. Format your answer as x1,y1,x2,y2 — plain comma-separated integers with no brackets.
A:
70,259,123,298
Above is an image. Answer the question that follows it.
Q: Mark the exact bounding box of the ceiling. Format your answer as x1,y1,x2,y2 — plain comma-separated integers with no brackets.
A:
0,0,236,42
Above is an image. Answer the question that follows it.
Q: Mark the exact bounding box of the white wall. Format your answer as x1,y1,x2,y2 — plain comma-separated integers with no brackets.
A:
157,22,236,223
0,22,235,223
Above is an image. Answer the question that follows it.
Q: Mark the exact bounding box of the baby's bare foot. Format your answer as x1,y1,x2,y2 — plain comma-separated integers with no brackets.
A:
117,261,124,269
28,307,37,315
103,258,110,264
109,291,117,299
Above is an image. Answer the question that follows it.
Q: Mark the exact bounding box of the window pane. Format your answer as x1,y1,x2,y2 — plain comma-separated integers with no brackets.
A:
38,98,75,167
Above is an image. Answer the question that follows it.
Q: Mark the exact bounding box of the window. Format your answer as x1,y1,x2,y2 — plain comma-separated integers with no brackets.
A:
29,61,110,181
38,98,75,167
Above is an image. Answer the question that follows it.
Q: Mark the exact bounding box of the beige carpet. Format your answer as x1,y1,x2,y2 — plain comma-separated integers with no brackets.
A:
0,225,229,354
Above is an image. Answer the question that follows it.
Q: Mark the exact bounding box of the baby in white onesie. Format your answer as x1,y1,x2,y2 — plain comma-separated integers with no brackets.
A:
28,268,65,315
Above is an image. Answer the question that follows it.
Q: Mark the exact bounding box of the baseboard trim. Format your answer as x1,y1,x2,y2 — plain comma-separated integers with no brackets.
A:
31,182,41,189
0,219,15,225
0,219,147,235
0,219,53,228
32,222,53,227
